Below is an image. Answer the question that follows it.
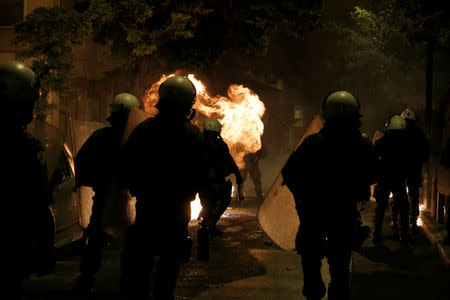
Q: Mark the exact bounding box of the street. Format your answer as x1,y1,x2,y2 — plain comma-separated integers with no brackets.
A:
23,199,450,300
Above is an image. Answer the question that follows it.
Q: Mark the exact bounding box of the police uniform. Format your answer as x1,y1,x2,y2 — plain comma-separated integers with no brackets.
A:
241,147,264,201
1,61,54,299
199,131,241,228
75,126,122,288
373,129,412,240
283,124,377,300
404,120,430,226
120,113,207,300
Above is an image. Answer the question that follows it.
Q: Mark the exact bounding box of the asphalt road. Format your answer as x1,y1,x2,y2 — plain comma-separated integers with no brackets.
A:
22,200,450,300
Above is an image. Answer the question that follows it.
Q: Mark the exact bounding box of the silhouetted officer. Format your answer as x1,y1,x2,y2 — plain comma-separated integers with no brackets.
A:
197,118,242,260
1,61,54,299
120,76,207,300
373,115,412,243
240,146,265,201
74,93,140,293
400,109,430,229
282,91,377,300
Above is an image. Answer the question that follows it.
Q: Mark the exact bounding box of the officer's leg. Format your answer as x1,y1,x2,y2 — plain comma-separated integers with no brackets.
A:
249,164,263,201
408,177,421,229
327,248,352,300
301,252,326,300
197,192,214,261
373,185,389,243
153,255,180,300
76,223,108,293
198,191,216,226
393,184,410,241
121,227,153,299
211,182,232,230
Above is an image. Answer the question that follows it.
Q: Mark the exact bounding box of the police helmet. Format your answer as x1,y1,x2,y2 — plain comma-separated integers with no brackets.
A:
322,90,361,120
388,115,406,131
0,61,40,125
203,118,222,133
110,93,140,114
400,108,416,121
156,76,196,114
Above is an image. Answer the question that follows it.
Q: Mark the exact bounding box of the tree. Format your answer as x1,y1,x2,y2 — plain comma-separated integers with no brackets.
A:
386,0,450,134
387,0,450,47
329,3,426,129
14,7,89,117
13,0,322,116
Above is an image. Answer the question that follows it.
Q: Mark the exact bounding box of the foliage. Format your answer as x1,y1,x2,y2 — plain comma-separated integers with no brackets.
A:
387,0,450,47
328,2,426,123
14,7,89,111
13,0,322,116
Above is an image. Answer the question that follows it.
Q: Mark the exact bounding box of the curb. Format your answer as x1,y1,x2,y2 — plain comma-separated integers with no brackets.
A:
421,214,450,270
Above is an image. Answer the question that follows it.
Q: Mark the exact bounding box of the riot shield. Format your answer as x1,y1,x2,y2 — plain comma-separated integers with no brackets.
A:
257,115,324,251
71,120,105,229
27,120,64,180
71,119,105,156
101,179,137,240
121,106,154,147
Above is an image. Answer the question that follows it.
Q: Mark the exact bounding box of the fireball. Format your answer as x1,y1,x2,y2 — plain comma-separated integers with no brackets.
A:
142,73,266,220
142,73,265,169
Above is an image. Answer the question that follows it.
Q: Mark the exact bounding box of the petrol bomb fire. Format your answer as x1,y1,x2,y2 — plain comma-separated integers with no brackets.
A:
142,74,266,169
142,73,265,221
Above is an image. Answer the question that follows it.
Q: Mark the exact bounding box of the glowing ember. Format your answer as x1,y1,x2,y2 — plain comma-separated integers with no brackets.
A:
190,194,203,220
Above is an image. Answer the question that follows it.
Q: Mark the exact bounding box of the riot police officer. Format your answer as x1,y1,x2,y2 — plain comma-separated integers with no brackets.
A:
120,76,208,300
1,61,54,299
75,93,140,293
373,115,412,243
197,118,242,260
401,109,430,230
240,145,265,202
282,91,378,300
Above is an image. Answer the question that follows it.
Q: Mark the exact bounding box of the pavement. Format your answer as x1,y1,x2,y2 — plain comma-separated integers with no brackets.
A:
22,198,450,300
420,211,450,269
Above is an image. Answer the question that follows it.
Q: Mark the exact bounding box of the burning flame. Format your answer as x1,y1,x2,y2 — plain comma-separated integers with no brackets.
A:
417,204,424,227
191,194,203,220
142,73,265,169
142,73,265,220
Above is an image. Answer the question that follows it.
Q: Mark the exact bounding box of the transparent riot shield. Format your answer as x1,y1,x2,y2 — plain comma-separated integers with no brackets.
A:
27,120,65,180
71,120,105,229
257,115,324,251
121,106,154,147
